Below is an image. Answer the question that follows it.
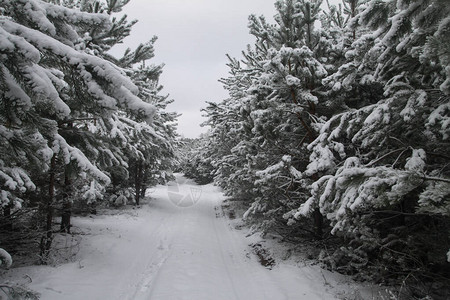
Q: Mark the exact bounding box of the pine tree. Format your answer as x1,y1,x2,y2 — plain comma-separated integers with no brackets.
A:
290,0,450,288
0,0,159,258
204,0,339,237
196,0,449,293
124,64,178,205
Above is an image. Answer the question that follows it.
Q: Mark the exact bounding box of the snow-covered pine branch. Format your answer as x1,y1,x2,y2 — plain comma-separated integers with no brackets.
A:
0,248,12,269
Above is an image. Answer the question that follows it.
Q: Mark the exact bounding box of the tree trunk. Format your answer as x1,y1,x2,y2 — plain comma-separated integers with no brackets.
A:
41,154,56,263
351,0,357,40
60,172,72,233
1,203,13,231
140,186,146,199
134,161,143,206
313,207,323,239
140,165,148,199
60,203,71,233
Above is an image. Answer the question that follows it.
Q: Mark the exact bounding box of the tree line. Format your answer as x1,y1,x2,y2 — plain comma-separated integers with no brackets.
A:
0,0,177,264
181,0,450,298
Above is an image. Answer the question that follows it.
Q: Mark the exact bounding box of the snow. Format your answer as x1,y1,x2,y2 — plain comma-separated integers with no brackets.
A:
427,102,450,139
2,66,32,114
52,134,111,185
0,248,13,269
1,174,361,299
285,75,301,86
0,17,156,122
9,0,109,38
404,149,426,172
305,144,336,176
0,165,36,195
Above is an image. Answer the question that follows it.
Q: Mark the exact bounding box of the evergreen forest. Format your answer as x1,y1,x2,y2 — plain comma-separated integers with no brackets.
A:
1,0,449,299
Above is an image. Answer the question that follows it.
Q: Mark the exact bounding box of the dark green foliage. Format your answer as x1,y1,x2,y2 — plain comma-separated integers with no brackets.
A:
176,137,214,185
0,0,177,271
186,0,450,297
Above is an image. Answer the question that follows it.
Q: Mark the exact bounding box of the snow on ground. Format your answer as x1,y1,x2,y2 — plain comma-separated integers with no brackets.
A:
1,174,375,299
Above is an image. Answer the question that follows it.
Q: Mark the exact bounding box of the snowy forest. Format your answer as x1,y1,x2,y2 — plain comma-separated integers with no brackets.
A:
1,0,450,299
180,0,450,297
1,0,178,288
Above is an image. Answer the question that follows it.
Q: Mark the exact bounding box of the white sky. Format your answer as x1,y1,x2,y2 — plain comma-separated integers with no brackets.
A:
111,0,338,138
109,0,276,138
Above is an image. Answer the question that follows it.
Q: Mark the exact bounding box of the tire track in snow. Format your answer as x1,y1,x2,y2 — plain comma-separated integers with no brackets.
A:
210,202,241,300
20,174,337,300
117,175,336,300
132,224,178,300
211,199,286,300
117,215,168,300
114,197,181,300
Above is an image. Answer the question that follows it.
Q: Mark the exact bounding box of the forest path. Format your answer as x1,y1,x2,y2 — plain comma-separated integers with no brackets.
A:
13,174,336,299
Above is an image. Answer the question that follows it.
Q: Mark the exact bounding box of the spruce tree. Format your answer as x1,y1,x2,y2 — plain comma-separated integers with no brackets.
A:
0,0,160,258
291,0,450,287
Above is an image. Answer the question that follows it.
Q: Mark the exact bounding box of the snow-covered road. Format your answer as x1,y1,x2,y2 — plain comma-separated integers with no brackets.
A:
7,175,338,299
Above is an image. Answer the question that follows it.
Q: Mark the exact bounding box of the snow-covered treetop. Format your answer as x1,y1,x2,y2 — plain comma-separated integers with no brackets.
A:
1,0,156,123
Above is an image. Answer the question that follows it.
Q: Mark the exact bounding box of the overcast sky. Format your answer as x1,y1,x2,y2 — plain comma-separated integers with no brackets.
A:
110,0,276,138
111,0,337,138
